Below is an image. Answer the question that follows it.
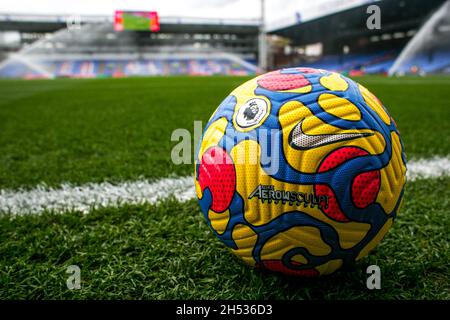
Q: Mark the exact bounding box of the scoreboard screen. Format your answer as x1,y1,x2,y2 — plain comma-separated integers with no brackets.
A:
114,11,160,32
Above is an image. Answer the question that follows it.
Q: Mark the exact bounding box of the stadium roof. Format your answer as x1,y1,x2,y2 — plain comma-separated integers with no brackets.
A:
0,13,260,33
269,0,447,46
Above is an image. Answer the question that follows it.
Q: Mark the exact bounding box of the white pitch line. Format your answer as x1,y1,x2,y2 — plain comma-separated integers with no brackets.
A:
0,157,449,215
0,176,196,215
406,156,450,180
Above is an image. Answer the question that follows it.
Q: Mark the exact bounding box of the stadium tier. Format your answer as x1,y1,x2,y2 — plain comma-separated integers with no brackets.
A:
282,49,450,76
0,57,256,78
301,51,399,75
391,51,450,75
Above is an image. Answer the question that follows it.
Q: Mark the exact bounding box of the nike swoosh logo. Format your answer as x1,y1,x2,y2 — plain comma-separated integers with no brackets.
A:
289,120,373,150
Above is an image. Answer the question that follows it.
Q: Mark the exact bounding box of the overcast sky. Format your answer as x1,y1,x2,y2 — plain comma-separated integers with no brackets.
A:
0,0,370,28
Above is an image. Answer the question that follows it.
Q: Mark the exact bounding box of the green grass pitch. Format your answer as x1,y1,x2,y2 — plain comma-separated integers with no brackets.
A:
0,75,449,299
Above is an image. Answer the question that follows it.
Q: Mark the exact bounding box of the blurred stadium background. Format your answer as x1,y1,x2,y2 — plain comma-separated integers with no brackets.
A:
0,0,449,78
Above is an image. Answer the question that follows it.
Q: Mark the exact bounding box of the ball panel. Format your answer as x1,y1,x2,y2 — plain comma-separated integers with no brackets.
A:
207,209,230,235
198,147,236,213
319,73,349,91
231,224,258,266
358,84,391,125
314,184,349,222
315,259,344,275
333,222,371,250
352,171,381,208
315,147,378,222
257,70,312,92
290,254,308,264
295,67,324,74
262,260,319,277
260,226,332,258
376,132,407,213
318,93,362,121
356,218,394,260
198,117,228,161
317,147,369,172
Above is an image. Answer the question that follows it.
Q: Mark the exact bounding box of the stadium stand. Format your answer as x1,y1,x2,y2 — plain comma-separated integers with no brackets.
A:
390,0,450,75
391,51,450,74
0,16,259,78
270,0,449,75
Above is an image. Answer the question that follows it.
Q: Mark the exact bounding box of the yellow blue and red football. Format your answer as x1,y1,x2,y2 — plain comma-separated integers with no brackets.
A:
195,68,406,276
